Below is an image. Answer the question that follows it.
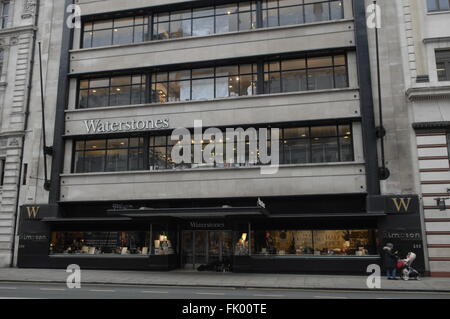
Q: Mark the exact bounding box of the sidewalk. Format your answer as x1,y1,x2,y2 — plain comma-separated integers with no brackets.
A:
0,268,449,292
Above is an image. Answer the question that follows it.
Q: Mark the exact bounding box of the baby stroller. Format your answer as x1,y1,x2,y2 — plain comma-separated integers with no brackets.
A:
397,252,420,281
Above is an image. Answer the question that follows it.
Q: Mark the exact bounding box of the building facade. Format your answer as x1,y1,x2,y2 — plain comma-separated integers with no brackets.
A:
13,0,427,274
401,0,450,277
0,0,46,267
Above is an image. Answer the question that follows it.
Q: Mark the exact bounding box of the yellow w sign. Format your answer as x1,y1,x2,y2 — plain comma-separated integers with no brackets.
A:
26,206,40,219
391,198,411,213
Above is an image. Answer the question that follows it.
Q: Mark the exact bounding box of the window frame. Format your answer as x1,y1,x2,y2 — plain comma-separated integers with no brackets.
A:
77,74,148,109
447,133,450,161
0,1,10,29
0,49,4,75
82,15,150,49
72,137,146,173
280,124,354,165
151,63,258,104
263,53,349,94
436,49,450,82
427,0,450,12
0,157,5,187
262,0,344,28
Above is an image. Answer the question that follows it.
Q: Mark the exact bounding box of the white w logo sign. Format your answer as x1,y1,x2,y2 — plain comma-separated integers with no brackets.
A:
26,206,40,219
391,198,411,213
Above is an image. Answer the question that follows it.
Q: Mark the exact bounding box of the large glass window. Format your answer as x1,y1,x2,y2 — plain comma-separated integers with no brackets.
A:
251,229,377,256
83,17,149,48
72,123,353,173
76,53,347,109
427,0,450,12
153,2,257,41
152,64,257,103
436,50,450,81
0,50,4,75
263,0,343,27
264,54,347,93
78,75,147,108
73,137,145,173
282,124,353,164
0,1,9,29
81,0,343,48
50,225,176,256
50,231,151,255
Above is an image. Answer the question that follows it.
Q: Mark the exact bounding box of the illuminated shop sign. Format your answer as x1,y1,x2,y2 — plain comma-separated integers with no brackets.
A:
84,118,170,134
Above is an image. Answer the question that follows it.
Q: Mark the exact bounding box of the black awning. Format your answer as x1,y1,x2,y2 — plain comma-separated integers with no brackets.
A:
107,206,269,219
42,217,132,223
269,212,386,219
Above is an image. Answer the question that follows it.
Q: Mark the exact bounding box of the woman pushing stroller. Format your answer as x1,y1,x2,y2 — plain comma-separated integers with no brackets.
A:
397,252,420,281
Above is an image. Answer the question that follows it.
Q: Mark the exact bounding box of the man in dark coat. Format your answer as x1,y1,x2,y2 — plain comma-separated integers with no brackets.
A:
382,243,398,280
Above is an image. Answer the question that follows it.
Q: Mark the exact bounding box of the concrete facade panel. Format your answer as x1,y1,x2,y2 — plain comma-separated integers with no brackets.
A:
60,163,366,202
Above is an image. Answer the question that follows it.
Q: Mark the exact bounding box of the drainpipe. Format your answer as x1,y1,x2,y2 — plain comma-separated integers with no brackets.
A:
48,0,74,205
10,0,41,267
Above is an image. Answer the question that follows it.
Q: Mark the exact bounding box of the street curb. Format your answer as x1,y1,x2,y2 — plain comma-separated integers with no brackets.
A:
1,279,449,294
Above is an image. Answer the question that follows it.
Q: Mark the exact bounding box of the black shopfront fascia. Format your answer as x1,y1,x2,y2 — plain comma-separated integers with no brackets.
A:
18,213,380,273
17,194,426,274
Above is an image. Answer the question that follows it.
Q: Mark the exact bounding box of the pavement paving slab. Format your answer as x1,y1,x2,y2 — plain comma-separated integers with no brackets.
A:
0,268,449,292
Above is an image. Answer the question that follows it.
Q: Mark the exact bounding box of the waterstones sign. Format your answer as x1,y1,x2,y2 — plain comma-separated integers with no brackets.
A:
84,118,170,134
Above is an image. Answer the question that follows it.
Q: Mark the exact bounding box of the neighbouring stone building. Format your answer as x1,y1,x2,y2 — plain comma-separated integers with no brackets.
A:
0,0,40,267
399,0,450,277
0,0,66,267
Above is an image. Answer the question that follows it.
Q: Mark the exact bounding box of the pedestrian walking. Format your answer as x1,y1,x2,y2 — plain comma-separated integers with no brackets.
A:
382,243,399,280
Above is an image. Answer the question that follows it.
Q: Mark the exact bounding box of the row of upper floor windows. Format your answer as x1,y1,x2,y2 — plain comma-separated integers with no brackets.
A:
72,123,354,173
81,0,344,49
77,52,349,109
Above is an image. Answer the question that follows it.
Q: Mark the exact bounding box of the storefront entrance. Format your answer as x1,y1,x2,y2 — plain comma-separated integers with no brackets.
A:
181,231,233,269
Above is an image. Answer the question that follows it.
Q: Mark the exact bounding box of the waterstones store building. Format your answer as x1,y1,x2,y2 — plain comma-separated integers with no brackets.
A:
17,0,426,274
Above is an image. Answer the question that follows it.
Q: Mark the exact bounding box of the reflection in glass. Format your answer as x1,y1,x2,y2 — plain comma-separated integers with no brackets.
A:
50,232,151,255
252,230,377,256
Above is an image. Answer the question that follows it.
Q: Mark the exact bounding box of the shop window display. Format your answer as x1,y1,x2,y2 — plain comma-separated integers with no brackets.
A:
151,232,175,255
150,224,177,256
252,229,377,256
235,232,250,256
50,231,151,256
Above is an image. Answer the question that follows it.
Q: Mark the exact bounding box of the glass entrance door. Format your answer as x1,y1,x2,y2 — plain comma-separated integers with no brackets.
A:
181,231,233,269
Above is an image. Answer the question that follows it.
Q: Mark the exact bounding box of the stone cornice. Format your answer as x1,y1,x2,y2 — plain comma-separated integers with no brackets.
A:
423,36,450,44
406,85,450,101
0,130,26,138
413,121,450,130
0,25,37,37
